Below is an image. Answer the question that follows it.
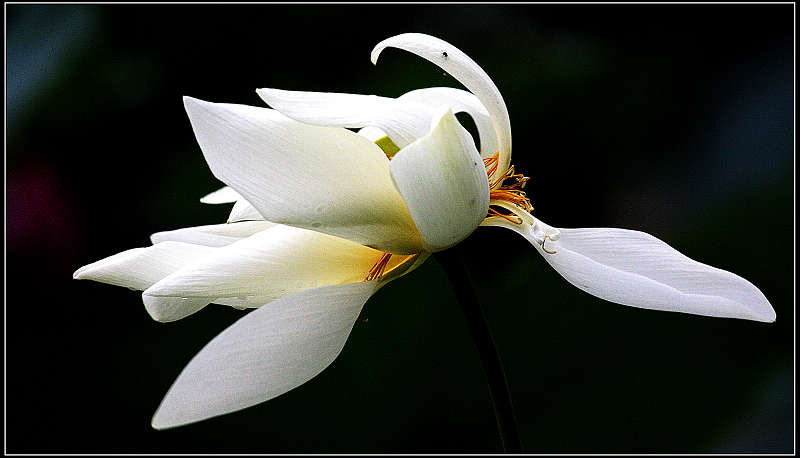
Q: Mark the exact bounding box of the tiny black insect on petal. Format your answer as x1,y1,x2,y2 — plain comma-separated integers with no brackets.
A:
442,51,448,59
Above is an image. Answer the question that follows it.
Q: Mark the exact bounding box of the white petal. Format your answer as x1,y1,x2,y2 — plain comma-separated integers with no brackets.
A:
197,186,268,222
143,224,387,302
256,88,435,148
390,107,489,252
73,242,216,291
211,250,431,310
372,33,512,174
200,186,241,204
357,126,388,142
183,96,423,254
142,295,212,323
73,242,220,322
150,221,276,248
228,199,265,223
151,281,379,429
485,218,776,322
399,87,498,158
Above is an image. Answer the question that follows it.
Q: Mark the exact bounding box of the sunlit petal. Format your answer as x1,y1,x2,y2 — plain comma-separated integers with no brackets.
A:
143,224,386,302
390,107,489,252
151,281,379,429
183,96,423,254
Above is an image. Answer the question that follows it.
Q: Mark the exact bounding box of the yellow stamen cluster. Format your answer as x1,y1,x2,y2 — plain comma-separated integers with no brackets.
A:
484,152,533,224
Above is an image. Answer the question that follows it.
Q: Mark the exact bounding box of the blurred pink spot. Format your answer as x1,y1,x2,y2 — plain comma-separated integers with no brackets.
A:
7,161,80,261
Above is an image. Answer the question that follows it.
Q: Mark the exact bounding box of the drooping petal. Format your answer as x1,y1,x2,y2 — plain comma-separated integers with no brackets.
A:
390,107,489,252
150,221,276,247
143,224,387,302
200,186,241,204
256,88,436,149
399,87,498,158
372,33,512,174
484,217,776,322
151,281,379,429
183,96,423,254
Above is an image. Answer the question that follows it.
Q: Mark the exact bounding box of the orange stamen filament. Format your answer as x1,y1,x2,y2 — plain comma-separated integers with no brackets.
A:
365,253,392,281
483,152,500,183
365,253,420,282
487,207,524,224
483,152,533,224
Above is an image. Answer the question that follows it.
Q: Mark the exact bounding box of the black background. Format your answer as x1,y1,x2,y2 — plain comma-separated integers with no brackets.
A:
6,4,794,453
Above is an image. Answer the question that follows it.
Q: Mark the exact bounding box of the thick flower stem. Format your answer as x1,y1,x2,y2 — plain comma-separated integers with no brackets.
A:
434,247,522,453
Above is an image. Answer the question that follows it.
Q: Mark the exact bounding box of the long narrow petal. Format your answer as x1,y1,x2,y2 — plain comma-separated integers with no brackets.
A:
150,221,276,247
183,97,423,254
399,87,498,158
143,224,386,301
73,242,219,322
151,281,379,429
200,186,241,204
372,33,512,174
390,107,489,252
256,88,435,149
73,242,216,291
483,218,775,322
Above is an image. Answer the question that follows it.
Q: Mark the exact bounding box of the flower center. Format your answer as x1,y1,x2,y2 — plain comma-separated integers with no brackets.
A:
483,152,533,225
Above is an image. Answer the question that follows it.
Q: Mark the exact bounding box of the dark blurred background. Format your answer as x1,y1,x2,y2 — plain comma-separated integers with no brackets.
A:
6,4,793,453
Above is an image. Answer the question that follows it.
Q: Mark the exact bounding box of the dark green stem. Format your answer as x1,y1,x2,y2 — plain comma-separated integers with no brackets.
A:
434,246,522,453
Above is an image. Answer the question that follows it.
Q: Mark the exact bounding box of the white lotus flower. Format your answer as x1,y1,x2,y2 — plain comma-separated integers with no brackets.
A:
73,32,775,430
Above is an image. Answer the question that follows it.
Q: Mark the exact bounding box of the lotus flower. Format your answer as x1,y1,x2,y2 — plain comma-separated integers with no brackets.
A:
73,33,775,430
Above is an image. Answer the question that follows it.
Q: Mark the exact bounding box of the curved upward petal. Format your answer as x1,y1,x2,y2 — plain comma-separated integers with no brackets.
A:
372,33,512,174
183,97,423,254
483,217,775,322
390,107,489,252
151,281,379,429
398,87,498,158
256,88,435,149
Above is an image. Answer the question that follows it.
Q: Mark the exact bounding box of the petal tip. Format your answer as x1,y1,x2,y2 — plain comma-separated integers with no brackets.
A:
182,95,207,114
142,296,173,323
150,410,172,431
72,266,88,280
760,307,777,323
